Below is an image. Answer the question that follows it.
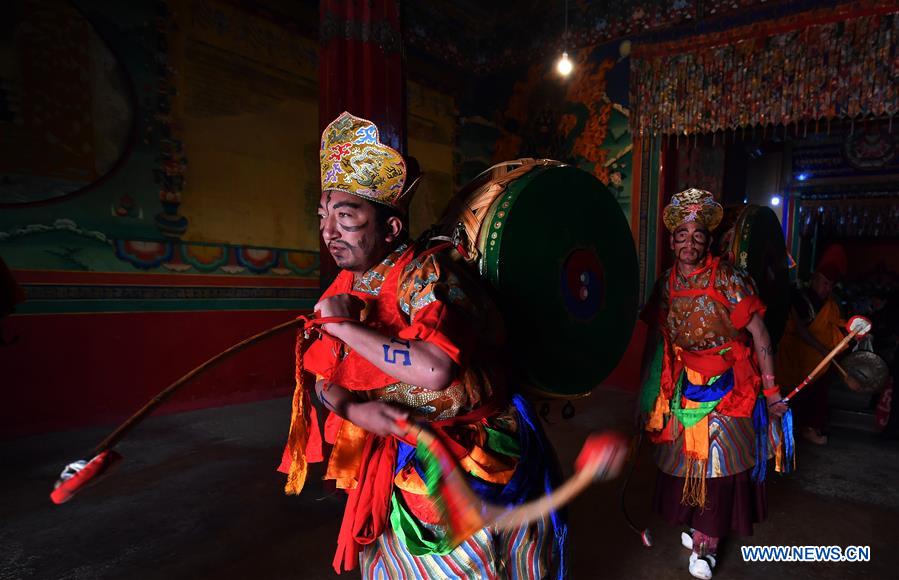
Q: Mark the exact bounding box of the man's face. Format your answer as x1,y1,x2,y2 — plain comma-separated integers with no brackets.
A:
811,272,834,299
670,222,710,266
318,189,391,274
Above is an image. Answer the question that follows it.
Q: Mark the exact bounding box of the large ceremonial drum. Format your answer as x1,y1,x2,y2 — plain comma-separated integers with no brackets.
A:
438,160,639,397
729,205,791,345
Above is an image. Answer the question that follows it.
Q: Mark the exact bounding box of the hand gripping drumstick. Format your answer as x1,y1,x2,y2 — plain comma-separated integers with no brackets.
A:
778,315,872,405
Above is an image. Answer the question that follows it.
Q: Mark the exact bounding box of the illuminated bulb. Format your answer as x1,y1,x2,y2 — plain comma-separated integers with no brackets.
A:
557,52,573,76
770,195,782,207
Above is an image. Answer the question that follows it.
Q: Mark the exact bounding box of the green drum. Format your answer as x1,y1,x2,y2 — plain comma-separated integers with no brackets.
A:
730,205,791,346
439,160,639,397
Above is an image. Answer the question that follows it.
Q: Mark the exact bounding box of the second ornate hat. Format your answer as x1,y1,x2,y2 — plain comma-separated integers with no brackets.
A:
662,188,724,232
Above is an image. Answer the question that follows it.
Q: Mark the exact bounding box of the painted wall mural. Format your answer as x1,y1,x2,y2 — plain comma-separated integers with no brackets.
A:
171,0,321,251
0,1,319,438
0,0,135,206
0,0,321,310
1,0,161,242
457,40,633,220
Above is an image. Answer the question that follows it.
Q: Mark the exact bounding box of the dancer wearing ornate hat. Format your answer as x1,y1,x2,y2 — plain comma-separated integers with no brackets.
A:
278,112,567,578
639,188,792,579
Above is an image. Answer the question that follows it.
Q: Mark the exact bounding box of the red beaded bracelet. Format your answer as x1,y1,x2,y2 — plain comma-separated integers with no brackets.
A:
763,386,780,396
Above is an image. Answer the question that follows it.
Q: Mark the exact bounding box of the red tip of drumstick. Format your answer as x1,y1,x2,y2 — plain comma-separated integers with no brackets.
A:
575,432,628,480
847,315,872,338
50,450,122,505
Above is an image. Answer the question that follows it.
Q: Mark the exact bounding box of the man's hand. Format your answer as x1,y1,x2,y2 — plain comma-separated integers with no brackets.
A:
766,392,788,418
315,294,366,319
346,400,409,437
315,294,366,336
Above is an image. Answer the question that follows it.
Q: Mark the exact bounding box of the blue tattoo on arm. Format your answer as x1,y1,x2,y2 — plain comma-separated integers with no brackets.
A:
383,338,412,366
318,385,337,412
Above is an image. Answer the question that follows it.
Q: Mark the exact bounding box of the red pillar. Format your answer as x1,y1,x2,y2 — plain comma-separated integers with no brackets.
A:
318,0,407,284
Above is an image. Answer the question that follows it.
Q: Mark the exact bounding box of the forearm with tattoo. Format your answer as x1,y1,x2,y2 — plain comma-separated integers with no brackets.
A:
383,338,412,366
323,321,454,390
315,380,356,418
747,313,776,388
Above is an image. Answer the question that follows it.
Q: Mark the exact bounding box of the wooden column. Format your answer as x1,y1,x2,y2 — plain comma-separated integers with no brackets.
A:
318,0,406,285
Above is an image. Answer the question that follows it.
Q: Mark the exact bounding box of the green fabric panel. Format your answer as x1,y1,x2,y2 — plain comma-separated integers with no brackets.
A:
639,336,664,414
483,426,520,458
389,493,455,556
670,374,718,428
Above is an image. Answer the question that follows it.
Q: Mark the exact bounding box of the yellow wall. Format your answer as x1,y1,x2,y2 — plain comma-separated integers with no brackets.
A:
172,0,320,251
407,81,456,238
168,1,457,248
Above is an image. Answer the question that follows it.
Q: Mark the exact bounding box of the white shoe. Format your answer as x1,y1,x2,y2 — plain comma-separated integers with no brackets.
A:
681,529,694,550
688,552,714,579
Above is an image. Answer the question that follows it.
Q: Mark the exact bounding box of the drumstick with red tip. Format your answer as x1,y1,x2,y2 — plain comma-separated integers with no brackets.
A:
49,315,358,505
395,419,628,544
778,315,872,405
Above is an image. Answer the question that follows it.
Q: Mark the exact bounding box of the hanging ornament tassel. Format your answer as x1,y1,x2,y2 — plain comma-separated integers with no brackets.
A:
751,396,769,483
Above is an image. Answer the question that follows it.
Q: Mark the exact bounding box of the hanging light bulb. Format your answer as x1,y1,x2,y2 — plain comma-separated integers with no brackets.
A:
556,0,573,77
557,51,573,76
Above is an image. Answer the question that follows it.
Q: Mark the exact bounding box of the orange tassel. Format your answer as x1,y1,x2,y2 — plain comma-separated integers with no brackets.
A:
681,455,708,509
285,329,310,495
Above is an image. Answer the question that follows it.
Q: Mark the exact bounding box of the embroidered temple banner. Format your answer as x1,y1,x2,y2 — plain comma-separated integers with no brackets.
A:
630,2,899,137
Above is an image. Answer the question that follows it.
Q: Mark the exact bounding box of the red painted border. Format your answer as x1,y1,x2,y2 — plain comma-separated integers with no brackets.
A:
0,310,307,438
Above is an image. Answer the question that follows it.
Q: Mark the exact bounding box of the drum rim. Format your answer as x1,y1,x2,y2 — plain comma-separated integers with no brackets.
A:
477,167,549,283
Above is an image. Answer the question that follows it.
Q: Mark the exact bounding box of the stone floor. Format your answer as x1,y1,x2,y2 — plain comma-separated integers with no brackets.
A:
2,388,897,579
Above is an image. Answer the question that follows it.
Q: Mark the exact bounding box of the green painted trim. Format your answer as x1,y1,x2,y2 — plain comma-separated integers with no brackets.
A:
478,167,545,284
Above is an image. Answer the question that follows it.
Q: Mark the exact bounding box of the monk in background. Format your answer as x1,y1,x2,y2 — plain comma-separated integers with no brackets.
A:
776,244,847,445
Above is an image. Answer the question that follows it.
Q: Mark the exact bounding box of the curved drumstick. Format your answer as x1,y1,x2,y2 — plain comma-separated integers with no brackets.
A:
779,315,872,405
396,419,628,538
490,432,627,531
50,315,355,505
619,430,654,547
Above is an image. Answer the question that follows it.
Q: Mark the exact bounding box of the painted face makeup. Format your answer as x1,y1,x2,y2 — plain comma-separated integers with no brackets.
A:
671,222,710,266
318,189,391,274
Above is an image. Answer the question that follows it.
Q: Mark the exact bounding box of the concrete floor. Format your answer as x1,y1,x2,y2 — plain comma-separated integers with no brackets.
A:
2,389,898,579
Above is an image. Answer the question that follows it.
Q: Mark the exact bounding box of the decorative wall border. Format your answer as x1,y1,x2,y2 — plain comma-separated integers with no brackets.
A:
1,219,320,278
113,240,319,276
12,269,320,315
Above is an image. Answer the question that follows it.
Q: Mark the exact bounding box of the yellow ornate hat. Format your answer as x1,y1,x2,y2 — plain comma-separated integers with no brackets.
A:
320,112,409,209
662,188,724,232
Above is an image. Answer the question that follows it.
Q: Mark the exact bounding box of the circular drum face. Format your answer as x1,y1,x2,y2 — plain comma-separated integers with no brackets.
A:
477,165,639,397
